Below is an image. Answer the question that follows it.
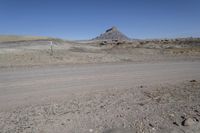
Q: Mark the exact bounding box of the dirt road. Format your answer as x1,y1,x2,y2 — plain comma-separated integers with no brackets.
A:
1,61,200,133
0,61,200,111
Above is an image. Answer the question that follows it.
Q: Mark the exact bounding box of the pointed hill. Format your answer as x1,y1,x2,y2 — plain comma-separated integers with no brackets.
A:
93,27,130,41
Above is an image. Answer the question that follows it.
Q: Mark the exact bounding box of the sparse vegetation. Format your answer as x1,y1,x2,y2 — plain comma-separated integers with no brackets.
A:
0,35,65,43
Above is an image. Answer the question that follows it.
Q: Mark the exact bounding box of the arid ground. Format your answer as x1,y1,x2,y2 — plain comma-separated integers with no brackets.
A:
0,36,200,133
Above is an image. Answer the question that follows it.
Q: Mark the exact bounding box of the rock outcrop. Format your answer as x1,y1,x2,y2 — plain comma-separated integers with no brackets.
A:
94,26,130,41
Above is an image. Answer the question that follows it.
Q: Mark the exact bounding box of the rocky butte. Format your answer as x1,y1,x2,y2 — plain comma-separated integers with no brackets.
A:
94,26,130,41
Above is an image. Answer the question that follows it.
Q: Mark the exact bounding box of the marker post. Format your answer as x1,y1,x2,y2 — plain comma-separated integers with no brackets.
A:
50,41,53,56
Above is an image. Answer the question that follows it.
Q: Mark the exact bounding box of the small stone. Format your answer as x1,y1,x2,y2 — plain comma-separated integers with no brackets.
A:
194,117,199,122
182,118,196,126
149,123,154,127
190,80,197,82
89,129,93,132
181,116,185,119
138,103,144,106
173,122,179,126
100,105,104,108
169,114,175,117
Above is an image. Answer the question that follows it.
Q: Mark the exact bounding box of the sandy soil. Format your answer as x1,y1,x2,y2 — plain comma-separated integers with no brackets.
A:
0,62,200,133
0,40,200,68
0,39,200,132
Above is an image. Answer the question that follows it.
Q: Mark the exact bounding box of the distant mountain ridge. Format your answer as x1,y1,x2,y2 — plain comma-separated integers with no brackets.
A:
93,26,130,41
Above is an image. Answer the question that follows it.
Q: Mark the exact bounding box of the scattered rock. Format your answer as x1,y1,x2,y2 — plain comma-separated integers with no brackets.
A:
138,103,144,106
149,123,154,127
181,116,185,119
193,117,199,122
89,129,93,132
183,122,200,133
190,80,197,82
169,113,175,117
173,122,179,126
182,118,196,126
100,105,105,109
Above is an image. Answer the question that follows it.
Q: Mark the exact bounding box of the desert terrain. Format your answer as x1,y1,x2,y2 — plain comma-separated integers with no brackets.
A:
0,33,200,68
0,29,200,133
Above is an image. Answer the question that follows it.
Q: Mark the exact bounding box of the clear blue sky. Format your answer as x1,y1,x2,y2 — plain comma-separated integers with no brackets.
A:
0,0,200,40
